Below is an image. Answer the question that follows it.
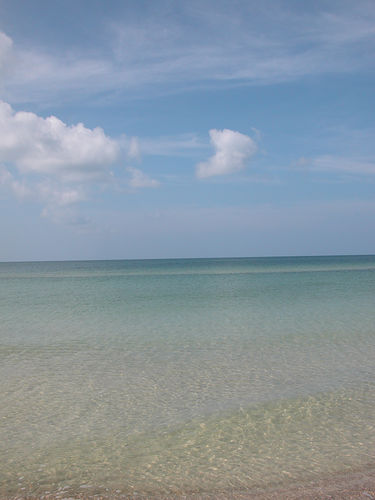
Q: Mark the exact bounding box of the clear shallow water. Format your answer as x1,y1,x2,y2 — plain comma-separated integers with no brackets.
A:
1,256,375,497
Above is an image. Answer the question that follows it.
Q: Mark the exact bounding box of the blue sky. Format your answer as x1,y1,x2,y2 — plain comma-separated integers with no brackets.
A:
0,0,374,260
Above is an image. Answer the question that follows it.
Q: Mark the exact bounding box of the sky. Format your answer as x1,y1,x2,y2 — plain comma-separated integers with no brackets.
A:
0,0,374,261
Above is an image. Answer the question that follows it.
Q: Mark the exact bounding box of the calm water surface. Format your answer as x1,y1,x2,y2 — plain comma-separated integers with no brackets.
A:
1,256,375,497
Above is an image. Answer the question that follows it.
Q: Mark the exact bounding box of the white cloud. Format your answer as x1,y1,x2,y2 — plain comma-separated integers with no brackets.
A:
0,166,86,206
127,166,159,188
0,101,119,182
0,101,165,217
36,181,86,206
0,100,123,219
196,129,257,178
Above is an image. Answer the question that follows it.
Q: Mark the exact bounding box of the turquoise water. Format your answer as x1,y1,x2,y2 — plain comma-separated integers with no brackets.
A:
1,256,375,497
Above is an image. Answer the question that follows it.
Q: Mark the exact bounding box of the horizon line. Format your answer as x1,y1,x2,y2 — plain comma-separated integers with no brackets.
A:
1,252,374,265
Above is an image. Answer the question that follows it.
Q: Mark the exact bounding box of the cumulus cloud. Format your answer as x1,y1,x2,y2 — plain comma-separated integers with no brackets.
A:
36,181,86,206
0,101,160,221
196,129,257,178
0,166,86,207
0,101,119,182
127,166,159,188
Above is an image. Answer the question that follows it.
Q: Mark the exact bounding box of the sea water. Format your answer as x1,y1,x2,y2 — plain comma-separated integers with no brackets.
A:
0,256,374,497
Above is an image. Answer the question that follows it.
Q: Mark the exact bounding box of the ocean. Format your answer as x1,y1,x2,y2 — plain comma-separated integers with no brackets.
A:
1,255,375,497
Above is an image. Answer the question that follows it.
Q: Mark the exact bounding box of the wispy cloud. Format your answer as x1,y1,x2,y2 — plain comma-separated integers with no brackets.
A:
0,31,12,75
1,1,375,104
127,137,141,162
127,167,159,189
196,129,257,178
139,134,206,157
297,155,375,176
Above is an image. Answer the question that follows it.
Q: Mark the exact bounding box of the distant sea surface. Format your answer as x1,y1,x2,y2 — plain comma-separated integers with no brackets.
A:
1,256,375,497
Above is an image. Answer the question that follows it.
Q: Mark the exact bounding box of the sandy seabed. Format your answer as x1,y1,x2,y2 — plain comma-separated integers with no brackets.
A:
4,467,375,500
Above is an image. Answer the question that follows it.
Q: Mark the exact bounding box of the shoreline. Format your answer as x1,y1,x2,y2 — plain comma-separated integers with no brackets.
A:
4,467,375,500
